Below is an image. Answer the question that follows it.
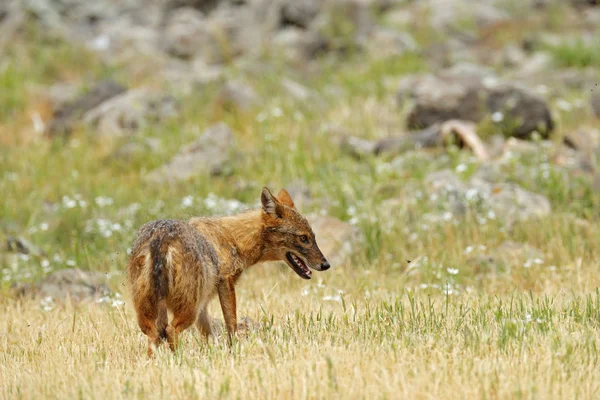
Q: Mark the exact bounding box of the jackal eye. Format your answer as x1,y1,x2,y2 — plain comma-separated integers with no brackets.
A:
299,235,309,244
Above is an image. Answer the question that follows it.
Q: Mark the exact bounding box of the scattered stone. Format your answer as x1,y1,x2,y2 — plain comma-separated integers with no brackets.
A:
305,214,361,266
112,138,162,161
271,26,328,61
501,44,527,68
486,183,552,223
281,78,314,101
285,179,312,210
592,92,600,118
467,241,544,275
500,137,544,158
211,315,259,337
340,120,489,160
82,88,179,137
434,1,509,30
45,82,80,111
146,122,235,182
492,241,544,266
339,136,377,159
163,7,206,59
486,83,554,138
281,0,321,29
311,0,374,51
5,236,43,256
47,79,126,137
516,52,553,77
217,80,259,111
375,125,443,155
366,28,417,58
563,129,600,152
14,269,111,303
425,169,552,223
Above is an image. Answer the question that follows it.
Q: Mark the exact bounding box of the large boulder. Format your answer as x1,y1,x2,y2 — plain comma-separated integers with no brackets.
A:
280,0,322,29
424,169,552,224
14,269,111,303
47,80,127,137
82,88,179,137
163,7,207,59
217,80,260,111
399,67,555,138
306,214,361,266
146,122,235,182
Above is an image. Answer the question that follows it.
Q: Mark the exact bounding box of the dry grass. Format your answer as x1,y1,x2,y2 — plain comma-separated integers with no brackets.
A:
2,264,600,399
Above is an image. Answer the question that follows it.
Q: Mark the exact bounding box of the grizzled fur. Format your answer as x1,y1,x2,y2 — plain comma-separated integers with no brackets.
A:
127,188,330,356
127,219,219,354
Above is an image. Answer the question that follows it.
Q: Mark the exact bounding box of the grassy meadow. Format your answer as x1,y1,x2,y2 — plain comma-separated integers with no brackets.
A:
2,5,600,399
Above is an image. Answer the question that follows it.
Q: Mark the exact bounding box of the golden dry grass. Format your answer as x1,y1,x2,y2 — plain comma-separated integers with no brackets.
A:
2,263,600,400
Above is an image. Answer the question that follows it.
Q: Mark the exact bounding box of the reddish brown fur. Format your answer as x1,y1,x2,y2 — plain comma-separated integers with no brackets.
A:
127,187,329,356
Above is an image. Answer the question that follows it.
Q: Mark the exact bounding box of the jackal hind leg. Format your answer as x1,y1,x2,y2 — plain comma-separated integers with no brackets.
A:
136,305,160,358
195,305,213,340
166,304,198,352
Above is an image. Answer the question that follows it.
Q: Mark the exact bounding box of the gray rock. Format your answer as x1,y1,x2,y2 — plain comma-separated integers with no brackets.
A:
563,129,600,152
112,138,162,161
217,80,259,111
45,82,80,111
280,0,321,29
163,3,266,64
501,45,527,68
82,88,179,137
338,125,444,158
163,0,222,16
400,69,554,139
163,7,206,59
592,91,600,118
427,0,509,31
425,169,552,223
281,78,314,101
162,58,225,93
146,122,235,182
15,269,111,303
198,5,266,63
486,182,552,223
305,214,361,266
338,135,377,159
285,179,312,210
366,28,417,58
48,79,127,137
5,236,43,256
467,241,544,274
310,0,374,52
271,26,328,61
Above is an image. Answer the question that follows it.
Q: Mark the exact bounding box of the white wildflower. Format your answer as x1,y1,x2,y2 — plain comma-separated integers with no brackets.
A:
491,111,504,122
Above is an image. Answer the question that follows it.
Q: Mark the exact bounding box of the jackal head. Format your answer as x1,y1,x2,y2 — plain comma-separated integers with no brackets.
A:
261,187,330,280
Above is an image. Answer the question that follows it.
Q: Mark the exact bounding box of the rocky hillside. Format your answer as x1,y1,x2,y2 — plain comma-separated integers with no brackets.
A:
1,0,599,297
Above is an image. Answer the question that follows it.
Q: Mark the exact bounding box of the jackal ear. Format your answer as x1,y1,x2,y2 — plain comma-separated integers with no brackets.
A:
261,187,282,218
277,189,296,209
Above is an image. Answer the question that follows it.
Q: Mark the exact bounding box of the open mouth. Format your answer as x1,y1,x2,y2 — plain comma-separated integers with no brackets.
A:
286,252,312,279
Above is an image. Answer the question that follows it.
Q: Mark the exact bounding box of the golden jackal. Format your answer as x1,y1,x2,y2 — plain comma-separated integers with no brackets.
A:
127,187,330,355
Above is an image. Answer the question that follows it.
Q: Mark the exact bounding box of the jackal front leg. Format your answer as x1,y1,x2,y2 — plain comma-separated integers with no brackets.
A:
217,278,237,345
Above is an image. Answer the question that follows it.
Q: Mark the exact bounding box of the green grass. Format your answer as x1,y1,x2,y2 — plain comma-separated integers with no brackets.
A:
548,38,600,68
